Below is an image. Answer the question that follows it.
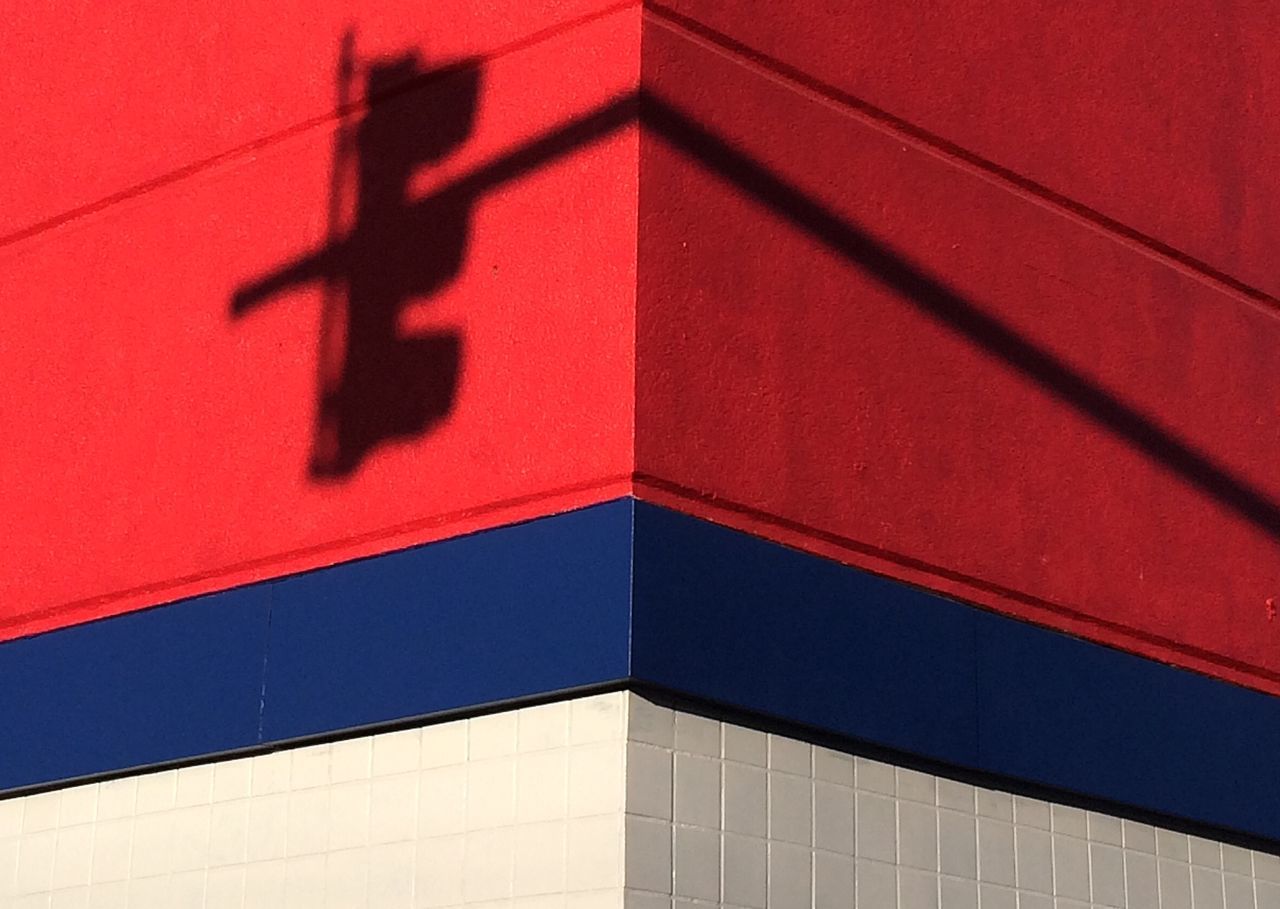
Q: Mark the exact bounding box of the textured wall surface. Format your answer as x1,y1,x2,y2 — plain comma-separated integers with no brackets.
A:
8,10,1280,891
635,3,1280,693
2,0,638,639
0,693,630,909
622,695,1280,909
3,691,1274,908
9,0,1280,701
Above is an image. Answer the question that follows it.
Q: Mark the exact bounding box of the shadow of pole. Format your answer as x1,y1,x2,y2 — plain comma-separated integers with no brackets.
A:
231,39,1280,547
636,93,1280,543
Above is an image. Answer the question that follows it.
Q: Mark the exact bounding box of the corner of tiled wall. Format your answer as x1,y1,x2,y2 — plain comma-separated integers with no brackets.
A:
618,691,1280,909
3,690,1278,907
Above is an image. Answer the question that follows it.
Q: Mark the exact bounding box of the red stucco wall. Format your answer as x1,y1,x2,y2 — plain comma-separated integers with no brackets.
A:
9,1,1280,699
636,5,1280,692
2,2,639,638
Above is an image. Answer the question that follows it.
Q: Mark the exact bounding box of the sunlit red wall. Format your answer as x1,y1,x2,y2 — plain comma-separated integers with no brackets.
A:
1,1,639,638
8,0,1280,700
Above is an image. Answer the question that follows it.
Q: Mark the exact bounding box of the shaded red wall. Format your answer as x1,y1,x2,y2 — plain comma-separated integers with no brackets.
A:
636,6,1280,692
2,2,639,638
646,0,1280,304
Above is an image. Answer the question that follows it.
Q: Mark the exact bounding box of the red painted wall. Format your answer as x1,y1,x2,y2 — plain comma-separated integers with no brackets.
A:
645,0,1280,305
635,6,1280,693
10,0,1280,701
2,2,639,639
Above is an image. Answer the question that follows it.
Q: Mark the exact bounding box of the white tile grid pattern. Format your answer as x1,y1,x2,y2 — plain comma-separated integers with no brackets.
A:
3,691,1278,909
0,693,629,909
621,695,1280,909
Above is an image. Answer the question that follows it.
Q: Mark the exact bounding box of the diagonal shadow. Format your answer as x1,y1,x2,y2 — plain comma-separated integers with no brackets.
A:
636,93,1280,543
409,88,1280,543
232,37,1280,546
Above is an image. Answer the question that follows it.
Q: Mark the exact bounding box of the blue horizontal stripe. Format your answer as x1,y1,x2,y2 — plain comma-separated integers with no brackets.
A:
0,585,270,791
261,500,634,742
630,501,1280,843
0,499,633,792
629,501,979,763
3,496,1278,846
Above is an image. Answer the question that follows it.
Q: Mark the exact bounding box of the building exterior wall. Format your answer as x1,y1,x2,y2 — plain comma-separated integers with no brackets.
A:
3,692,1275,908
10,0,1280,696
7,2,1280,905
635,4,1280,693
2,1,639,640
0,694,630,909
625,695,1279,909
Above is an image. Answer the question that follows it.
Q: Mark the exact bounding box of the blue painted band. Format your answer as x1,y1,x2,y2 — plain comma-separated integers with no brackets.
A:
0,499,633,793
630,501,1280,844
3,497,1278,848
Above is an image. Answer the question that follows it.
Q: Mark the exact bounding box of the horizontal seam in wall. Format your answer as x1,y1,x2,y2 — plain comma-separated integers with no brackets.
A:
641,2,1280,320
0,0,641,254
631,471,1280,696
2,473,633,640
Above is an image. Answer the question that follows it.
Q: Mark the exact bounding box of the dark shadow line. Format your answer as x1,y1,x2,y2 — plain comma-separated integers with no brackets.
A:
232,93,638,314
435,96,639,201
644,2,1280,313
0,0,641,254
237,79,1280,543
638,90,1280,542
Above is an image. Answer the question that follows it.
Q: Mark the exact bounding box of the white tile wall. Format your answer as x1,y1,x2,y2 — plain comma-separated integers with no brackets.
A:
0,693,628,909
1,691,1275,909
620,694,1280,909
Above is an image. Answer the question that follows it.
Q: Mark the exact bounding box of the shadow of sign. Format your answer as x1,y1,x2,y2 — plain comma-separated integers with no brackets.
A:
233,32,479,479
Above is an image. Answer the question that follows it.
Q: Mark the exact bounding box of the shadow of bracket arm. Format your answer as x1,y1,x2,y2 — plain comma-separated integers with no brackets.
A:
638,89,1280,542
232,245,343,317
